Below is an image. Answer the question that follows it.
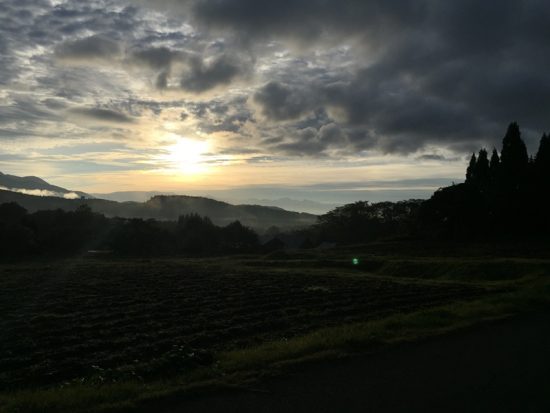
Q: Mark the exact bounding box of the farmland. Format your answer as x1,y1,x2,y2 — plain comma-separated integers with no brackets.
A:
0,255,487,389
1,248,549,413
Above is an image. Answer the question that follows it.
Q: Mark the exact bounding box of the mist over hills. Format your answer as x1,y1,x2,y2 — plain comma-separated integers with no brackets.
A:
0,172,317,229
93,191,337,214
0,172,90,199
91,191,173,203
238,198,338,215
0,172,317,230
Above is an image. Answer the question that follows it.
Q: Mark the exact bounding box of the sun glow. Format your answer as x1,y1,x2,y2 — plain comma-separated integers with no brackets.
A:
164,137,210,175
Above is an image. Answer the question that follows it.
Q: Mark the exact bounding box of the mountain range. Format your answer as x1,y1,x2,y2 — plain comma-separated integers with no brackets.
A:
0,172,317,230
92,191,337,214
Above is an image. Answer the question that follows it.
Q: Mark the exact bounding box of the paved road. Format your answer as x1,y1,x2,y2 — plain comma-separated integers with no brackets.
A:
169,313,550,412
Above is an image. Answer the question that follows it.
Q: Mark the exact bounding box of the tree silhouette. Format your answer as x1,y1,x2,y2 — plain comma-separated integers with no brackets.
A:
489,148,500,183
465,153,477,184
221,220,258,250
0,202,27,223
419,122,550,239
500,122,528,190
501,122,528,166
535,133,550,179
474,149,490,189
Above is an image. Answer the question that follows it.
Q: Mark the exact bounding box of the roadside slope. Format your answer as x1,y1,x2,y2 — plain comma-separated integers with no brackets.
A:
173,312,550,413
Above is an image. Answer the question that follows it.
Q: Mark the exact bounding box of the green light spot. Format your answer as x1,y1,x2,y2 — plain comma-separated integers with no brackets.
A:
352,258,359,265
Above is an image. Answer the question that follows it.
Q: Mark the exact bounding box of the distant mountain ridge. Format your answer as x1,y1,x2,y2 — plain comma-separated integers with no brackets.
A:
0,172,317,229
0,171,90,199
92,191,337,214
91,191,172,202
0,189,317,231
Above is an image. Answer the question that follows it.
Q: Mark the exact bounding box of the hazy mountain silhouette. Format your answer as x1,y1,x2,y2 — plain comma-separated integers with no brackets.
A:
239,197,338,215
91,191,173,202
0,171,90,199
0,189,316,230
93,191,336,214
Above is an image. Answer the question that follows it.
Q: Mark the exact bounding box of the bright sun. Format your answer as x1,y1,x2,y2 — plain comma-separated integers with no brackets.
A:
165,137,209,175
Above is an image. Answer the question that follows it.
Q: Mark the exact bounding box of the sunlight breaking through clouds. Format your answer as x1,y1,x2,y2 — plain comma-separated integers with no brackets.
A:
161,136,210,176
1,0,549,195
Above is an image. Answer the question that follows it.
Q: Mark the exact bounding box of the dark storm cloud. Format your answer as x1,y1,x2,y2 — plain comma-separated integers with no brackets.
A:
70,107,134,123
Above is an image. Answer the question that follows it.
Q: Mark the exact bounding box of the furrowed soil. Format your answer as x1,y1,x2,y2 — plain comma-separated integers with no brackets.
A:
0,257,486,390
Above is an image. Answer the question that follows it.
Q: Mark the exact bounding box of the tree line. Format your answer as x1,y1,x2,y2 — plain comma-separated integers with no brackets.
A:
0,204,258,258
419,122,550,239
297,122,550,244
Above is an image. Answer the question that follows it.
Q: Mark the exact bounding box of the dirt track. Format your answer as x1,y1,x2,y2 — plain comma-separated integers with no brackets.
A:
170,312,550,412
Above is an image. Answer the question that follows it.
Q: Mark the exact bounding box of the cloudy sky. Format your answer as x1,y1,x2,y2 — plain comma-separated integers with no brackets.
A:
1,0,549,207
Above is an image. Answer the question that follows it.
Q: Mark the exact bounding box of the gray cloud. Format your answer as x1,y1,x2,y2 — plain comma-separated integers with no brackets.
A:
130,46,184,89
416,154,461,162
318,123,345,146
253,82,317,121
70,107,134,123
185,97,253,133
131,47,176,69
55,35,121,61
0,96,62,127
189,0,422,42
128,46,247,92
180,55,241,93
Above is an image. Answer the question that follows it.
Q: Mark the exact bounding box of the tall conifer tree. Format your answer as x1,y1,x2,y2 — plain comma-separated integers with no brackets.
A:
466,153,477,184
474,149,490,188
500,122,528,189
535,133,550,179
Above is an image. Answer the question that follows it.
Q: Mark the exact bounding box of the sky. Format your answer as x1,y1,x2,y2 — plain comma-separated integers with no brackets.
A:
1,0,549,209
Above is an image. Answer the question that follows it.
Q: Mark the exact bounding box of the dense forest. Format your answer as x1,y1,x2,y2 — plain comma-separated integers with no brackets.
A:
1,122,549,258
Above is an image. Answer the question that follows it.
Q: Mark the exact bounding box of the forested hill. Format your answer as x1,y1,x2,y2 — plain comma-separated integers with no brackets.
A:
0,190,316,231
